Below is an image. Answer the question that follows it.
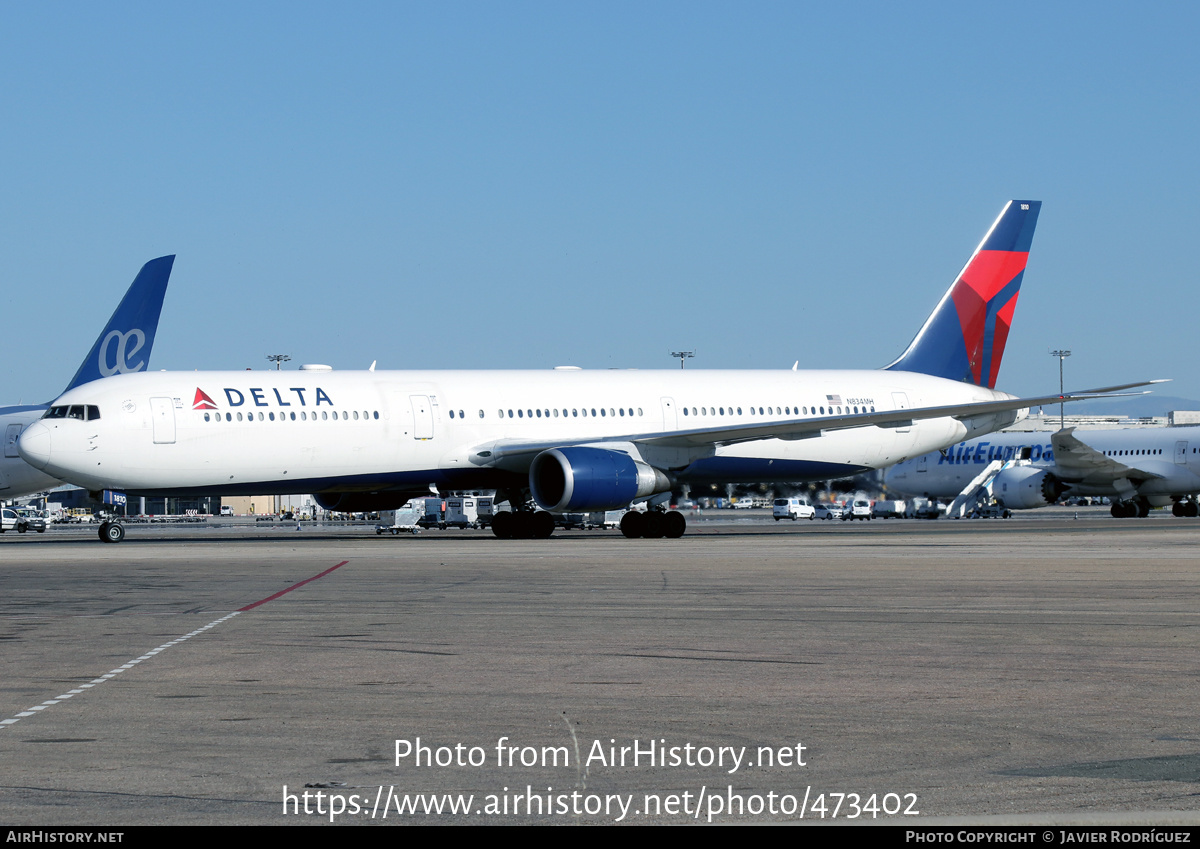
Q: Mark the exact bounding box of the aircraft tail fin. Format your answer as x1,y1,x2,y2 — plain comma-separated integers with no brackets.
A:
885,200,1040,389
62,255,175,393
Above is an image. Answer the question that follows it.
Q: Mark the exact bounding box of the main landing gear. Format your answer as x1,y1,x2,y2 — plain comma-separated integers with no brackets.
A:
619,510,686,539
1172,499,1199,518
491,508,689,539
491,510,556,540
98,521,126,543
1110,498,1150,518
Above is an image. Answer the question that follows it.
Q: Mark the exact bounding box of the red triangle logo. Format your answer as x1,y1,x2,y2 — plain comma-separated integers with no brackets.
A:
193,388,218,410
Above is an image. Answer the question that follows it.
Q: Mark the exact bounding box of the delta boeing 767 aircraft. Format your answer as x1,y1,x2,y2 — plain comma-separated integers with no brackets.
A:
16,201,1155,542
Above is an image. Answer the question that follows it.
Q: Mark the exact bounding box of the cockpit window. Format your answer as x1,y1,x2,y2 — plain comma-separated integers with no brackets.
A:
40,405,99,420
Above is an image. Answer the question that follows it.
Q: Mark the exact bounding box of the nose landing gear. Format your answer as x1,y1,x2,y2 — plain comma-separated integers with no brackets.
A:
98,521,126,543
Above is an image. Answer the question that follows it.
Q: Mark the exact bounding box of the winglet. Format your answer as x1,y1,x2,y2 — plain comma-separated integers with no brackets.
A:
62,255,175,393
886,201,1041,388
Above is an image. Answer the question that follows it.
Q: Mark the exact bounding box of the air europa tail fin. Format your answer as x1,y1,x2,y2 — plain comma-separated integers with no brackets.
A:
885,200,1040,389
62,255,175,393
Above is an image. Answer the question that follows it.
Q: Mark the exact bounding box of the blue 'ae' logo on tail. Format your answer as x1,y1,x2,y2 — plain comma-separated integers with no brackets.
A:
63,255,175,393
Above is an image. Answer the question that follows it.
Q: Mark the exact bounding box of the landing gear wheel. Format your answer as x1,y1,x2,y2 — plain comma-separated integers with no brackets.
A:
1137,500,1151,518
642,512,665,539
491,511,514,539
620,511,645,539
663,510,686,538
531,511,555,539
99,522,126,543
512,513,534,539
1188,502,1200,518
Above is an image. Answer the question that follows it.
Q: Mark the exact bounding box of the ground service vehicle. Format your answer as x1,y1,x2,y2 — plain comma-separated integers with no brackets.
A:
773,497,815,520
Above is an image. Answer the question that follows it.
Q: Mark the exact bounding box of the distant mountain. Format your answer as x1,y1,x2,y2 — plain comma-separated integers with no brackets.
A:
1032,394,1200,419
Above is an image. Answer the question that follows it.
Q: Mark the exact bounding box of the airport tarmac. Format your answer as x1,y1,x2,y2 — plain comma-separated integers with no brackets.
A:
2,512,1199,825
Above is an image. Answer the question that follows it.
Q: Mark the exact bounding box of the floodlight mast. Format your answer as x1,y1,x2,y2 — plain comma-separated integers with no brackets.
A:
670,350,695,370
1050,349,1071,428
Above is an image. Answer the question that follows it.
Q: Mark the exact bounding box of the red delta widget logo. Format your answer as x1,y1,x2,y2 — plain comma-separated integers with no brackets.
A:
191,387,334,410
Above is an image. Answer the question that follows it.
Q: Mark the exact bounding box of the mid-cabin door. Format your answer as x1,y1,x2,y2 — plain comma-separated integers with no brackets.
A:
410,395,434,440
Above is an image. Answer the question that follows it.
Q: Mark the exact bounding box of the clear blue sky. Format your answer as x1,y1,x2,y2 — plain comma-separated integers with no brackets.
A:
2,2,1197,405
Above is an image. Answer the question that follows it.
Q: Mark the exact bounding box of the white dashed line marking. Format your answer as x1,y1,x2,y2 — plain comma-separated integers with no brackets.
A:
0,611,241,731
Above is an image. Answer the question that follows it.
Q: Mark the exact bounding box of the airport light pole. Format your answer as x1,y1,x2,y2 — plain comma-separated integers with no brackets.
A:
267,354,291,370
1050,349,1071,429
670,350,695,369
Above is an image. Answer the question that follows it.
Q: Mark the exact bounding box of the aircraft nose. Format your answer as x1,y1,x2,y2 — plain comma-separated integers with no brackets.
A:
18,422,52,470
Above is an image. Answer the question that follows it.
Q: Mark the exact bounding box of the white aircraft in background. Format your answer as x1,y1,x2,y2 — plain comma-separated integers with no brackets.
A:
0,256,174,503
17,201,1153,542
885,426,1200,518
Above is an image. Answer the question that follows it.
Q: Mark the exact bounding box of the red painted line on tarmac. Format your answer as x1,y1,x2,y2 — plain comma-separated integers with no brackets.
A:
238,560,349,611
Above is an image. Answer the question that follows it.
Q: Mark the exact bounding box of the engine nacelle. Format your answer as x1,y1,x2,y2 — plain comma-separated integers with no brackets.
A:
991,467,1066,510
313,492,421,513
529,446,672,512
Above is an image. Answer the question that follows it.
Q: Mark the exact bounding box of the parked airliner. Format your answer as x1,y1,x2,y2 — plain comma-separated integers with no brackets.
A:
885,426,1200,517
16,201,1153,542
0,256,173,501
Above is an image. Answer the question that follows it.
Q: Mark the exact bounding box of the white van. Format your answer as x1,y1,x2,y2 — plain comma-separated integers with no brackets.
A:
842,498,873,521
773,497,815,521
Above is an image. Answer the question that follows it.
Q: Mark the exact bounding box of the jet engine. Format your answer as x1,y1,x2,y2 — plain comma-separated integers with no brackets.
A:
313,492,421,513
529,446,672,512
991,466,1066,510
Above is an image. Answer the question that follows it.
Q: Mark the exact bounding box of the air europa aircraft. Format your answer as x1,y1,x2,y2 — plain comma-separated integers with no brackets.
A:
17,201,1150,543
885,426,1200,518
0,256,173,501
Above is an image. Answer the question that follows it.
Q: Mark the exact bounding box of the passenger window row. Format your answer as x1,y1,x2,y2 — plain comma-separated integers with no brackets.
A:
681,404,876,417
490,407,644,419
445,403,880,422
204,410,379,423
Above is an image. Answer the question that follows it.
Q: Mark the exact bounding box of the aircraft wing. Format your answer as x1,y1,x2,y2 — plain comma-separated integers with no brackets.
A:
484,381,1163,465
1050,427,1164,486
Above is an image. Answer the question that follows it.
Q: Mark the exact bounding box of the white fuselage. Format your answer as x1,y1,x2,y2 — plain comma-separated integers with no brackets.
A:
20,367,1019,499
